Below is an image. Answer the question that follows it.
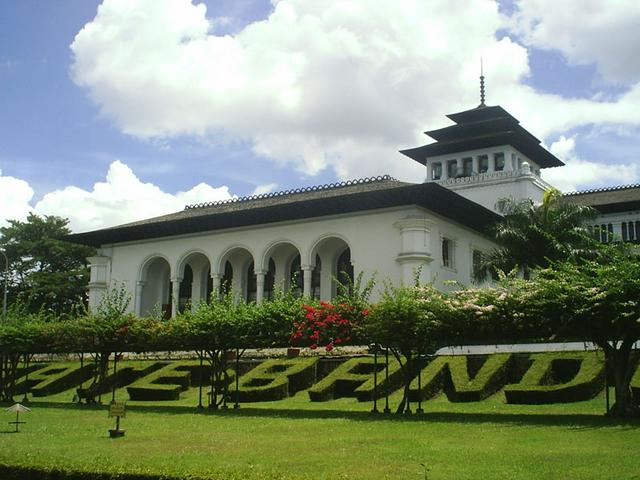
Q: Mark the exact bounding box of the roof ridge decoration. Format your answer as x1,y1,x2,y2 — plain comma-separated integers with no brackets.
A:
184,175,399,210
563,183,640,197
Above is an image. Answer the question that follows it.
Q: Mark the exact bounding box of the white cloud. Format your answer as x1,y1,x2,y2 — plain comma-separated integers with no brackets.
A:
251,183,278,196
511,0,640,84
543,136,639,192
0,161,233,234
34,160,233,233
69,0,640,187
0,169,34,228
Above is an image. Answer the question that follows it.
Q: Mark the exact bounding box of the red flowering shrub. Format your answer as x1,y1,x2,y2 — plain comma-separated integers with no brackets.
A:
290,301,368,351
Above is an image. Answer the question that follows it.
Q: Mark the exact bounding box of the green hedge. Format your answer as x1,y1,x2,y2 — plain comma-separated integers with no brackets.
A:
408,354,512,402
17,362,95,397
236,357,317,402
504,352,604,404
0,465,189,480
126,361,235,401
308,356,401,402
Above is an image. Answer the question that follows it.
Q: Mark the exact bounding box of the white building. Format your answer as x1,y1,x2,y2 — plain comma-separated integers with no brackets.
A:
70,101,633,317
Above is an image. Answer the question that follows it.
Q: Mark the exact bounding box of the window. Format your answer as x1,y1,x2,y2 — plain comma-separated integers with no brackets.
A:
447,160,457,179
494,152,505,171
442,237,454,268
478,155,488,173
462,157,473,177
432,162,442,180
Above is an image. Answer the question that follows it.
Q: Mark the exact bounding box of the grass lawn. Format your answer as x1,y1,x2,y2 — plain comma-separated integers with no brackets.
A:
1,382,639,480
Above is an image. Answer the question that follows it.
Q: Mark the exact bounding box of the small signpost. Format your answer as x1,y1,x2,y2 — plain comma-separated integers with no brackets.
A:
6,403,31,432
108,401,126,438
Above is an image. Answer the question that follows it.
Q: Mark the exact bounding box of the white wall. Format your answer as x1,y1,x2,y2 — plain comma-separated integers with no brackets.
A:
89,205,499,314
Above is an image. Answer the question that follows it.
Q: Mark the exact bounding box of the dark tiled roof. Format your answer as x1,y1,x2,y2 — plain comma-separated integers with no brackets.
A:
563,184,640,214
401,105,564,169
66,180,501,247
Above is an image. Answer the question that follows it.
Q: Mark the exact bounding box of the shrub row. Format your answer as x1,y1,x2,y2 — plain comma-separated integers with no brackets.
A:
503,352,605,404
236,357,318,402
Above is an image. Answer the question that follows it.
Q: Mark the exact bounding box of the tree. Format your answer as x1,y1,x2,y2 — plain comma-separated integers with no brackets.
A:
529,247,640,417
485,189,598,279
364,283,453,414
0,213,94,316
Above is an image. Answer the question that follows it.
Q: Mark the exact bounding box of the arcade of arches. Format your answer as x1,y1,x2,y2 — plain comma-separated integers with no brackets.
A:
136,238,354,318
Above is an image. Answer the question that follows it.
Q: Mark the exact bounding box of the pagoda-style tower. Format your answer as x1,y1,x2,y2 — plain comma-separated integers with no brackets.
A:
400,104,563,212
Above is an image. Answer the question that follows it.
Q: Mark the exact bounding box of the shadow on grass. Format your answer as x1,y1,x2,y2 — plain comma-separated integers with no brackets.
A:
14,400,640,429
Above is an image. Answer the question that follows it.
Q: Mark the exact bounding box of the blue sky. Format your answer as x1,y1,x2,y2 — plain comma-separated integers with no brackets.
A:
1,0,639,232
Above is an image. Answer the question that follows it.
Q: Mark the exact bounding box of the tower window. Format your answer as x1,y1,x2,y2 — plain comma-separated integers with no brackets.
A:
494,152,505,171
462,157,473,176
432,162,442,180
447,160,457,179
478,155,488,173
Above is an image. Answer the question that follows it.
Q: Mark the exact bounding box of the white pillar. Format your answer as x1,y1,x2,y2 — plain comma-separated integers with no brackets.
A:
87,255,110,312
505,151,513,171
135,281,145,316
426,162,433,182
302,265,313,297
455,158,462,177
394,217,434,284
472,156,479,175
488,154,495,173
211,273,221,301
255,270,265,304
190,267,203,311
171,277,181,318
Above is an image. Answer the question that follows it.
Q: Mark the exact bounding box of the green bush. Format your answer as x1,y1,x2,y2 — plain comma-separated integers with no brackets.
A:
408,354,513,402
78,361,165,397
126,360,234,401
236,357,317,402
308,356,402,402
504,352,604,404
17,362,94,397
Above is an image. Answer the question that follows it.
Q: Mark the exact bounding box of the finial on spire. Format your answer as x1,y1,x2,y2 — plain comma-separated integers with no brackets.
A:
479,57,486,107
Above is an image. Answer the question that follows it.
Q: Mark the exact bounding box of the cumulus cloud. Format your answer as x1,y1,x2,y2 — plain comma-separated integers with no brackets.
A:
0,161,233,234
511,0,640,84
543,136,639,192
0,169,34,228
69,0,640,186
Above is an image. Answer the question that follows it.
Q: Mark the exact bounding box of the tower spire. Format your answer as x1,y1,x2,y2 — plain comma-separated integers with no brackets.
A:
479,57,486,108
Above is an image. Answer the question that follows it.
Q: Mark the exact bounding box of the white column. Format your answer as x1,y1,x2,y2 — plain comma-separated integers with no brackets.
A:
505,151,513,171
135,281,145,316
302,265,313,297
426,162,433,182
488,154,495,172
441,161,449,180
455,158,462,177
319,253,333,301
171,277,182,318
87,255,110,312
255,270,265,304
211,273,221,301
191,267,203,311
394,217,434,284
472,156,479,175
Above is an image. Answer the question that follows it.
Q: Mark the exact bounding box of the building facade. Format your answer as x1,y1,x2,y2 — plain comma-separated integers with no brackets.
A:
69,102,636,317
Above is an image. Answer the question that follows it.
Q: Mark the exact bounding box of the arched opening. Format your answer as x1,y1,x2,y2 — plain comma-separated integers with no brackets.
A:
336,248,354,295
246,259,275,302
139,257,171,318
310,236,352,300
289,255,303,297
177,251,212,311
262,242,301,294
218,247,254,300
178,265,193,313
220,261,233,297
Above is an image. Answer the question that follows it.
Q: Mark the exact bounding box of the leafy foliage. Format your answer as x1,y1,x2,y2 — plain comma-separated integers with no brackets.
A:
0,213,95,316
485,189,598,278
